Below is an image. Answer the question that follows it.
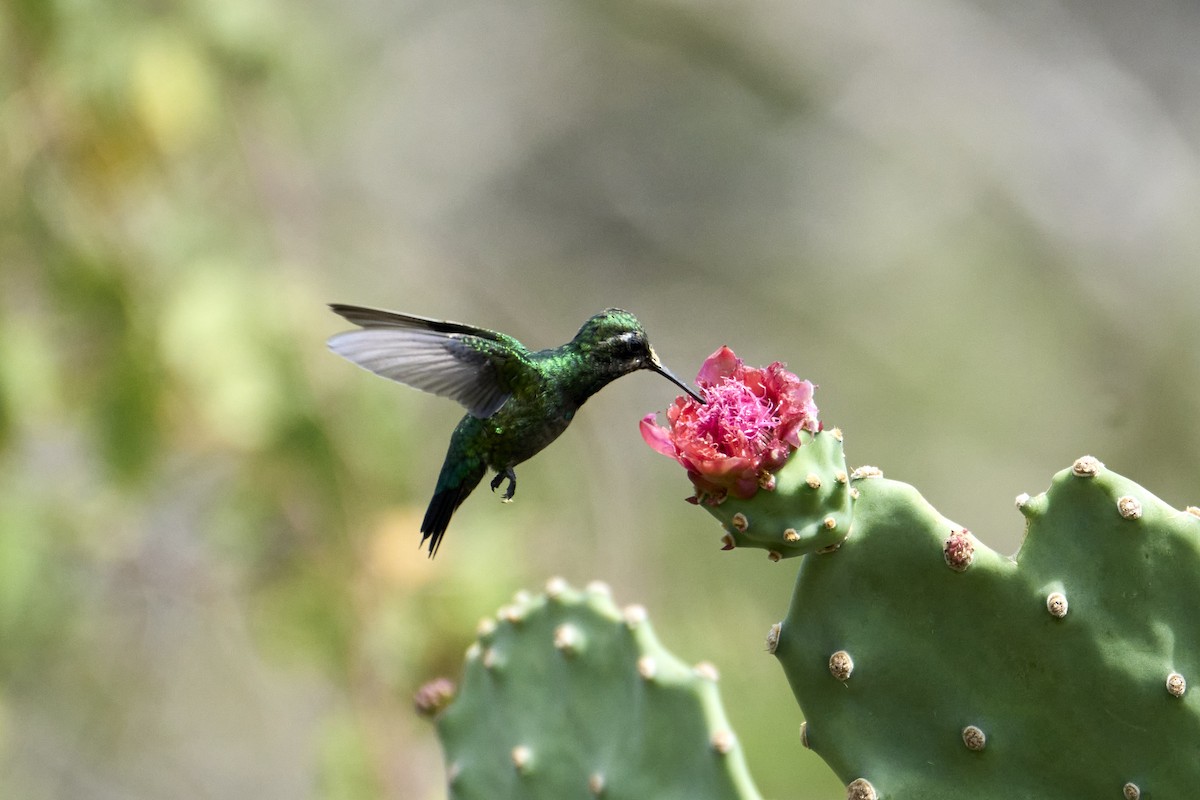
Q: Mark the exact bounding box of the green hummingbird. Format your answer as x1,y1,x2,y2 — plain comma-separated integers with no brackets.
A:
327,304,702,557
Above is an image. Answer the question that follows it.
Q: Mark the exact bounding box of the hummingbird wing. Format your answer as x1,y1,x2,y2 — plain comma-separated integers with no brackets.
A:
327,304,531,419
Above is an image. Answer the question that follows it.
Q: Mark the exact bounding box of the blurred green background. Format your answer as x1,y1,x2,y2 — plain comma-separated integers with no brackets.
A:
3,0,1199,797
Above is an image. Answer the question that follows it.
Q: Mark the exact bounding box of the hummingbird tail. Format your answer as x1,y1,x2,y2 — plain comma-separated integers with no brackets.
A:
420,462,486,557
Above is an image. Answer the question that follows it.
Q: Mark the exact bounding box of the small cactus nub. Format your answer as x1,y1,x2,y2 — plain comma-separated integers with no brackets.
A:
482,647,501,671
585,580,612,598
806,473,822,489
1123,781,1141,800
1167,672,1187,697
637,656,657,680
499,604,525,625
766,622,782,654
784,528,800,542
511,744,533,773
710,730,736,754
413,677,456,718
545,576,569,599
731,512,749,532
850,465,881,481
846,777,877,800
829,650,854,681
799,721,810,749
943,529,975,571
962,725,986,751
622,604,648,628
767,550,783,562
1117,496,1143,520
693,661,720,681
1046,592,1069,618
589,772,606,796
554,623,584,656
1072,455,1103,477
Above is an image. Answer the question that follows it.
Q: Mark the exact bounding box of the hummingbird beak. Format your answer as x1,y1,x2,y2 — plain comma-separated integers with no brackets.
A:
648,349,704,403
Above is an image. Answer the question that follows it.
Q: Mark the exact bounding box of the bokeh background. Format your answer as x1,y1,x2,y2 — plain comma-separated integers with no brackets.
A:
3,0,1199,797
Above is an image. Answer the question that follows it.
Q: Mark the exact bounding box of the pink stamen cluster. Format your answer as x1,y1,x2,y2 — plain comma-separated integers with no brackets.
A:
641,346,819,504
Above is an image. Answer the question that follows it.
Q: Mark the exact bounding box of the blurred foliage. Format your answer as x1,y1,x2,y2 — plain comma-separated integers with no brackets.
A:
2,0,1200,798
0,0,460,796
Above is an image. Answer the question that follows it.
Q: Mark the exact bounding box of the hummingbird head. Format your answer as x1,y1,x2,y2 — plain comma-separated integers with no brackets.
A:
574,309,703,402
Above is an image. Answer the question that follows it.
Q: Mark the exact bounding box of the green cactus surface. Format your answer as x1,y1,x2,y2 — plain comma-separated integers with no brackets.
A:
430,579,763,800
767,454,1200,799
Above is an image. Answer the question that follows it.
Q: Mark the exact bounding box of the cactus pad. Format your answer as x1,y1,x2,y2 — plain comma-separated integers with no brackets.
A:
773,456,1200,798
431,579,763,800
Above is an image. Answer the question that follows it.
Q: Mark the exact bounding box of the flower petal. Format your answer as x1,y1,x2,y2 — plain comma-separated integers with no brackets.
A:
639,413,677,457
696,346,742,387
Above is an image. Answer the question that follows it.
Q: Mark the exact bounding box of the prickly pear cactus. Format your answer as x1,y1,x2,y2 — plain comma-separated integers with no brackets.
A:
762,455,1200,800
644,347,1200,798
424,579,762,800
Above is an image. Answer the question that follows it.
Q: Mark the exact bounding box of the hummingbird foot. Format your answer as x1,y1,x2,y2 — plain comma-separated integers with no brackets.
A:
490,468,517,502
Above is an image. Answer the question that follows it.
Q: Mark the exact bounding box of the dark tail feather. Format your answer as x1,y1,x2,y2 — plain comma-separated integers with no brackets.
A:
420,464,486,557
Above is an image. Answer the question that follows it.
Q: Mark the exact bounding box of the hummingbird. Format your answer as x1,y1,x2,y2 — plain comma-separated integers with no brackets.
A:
327,304,702,557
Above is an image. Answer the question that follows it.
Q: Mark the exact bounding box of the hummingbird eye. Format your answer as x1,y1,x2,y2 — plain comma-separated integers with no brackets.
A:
609,330,650,361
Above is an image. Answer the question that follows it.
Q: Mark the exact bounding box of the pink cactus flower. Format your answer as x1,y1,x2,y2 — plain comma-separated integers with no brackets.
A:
641,346,819,504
